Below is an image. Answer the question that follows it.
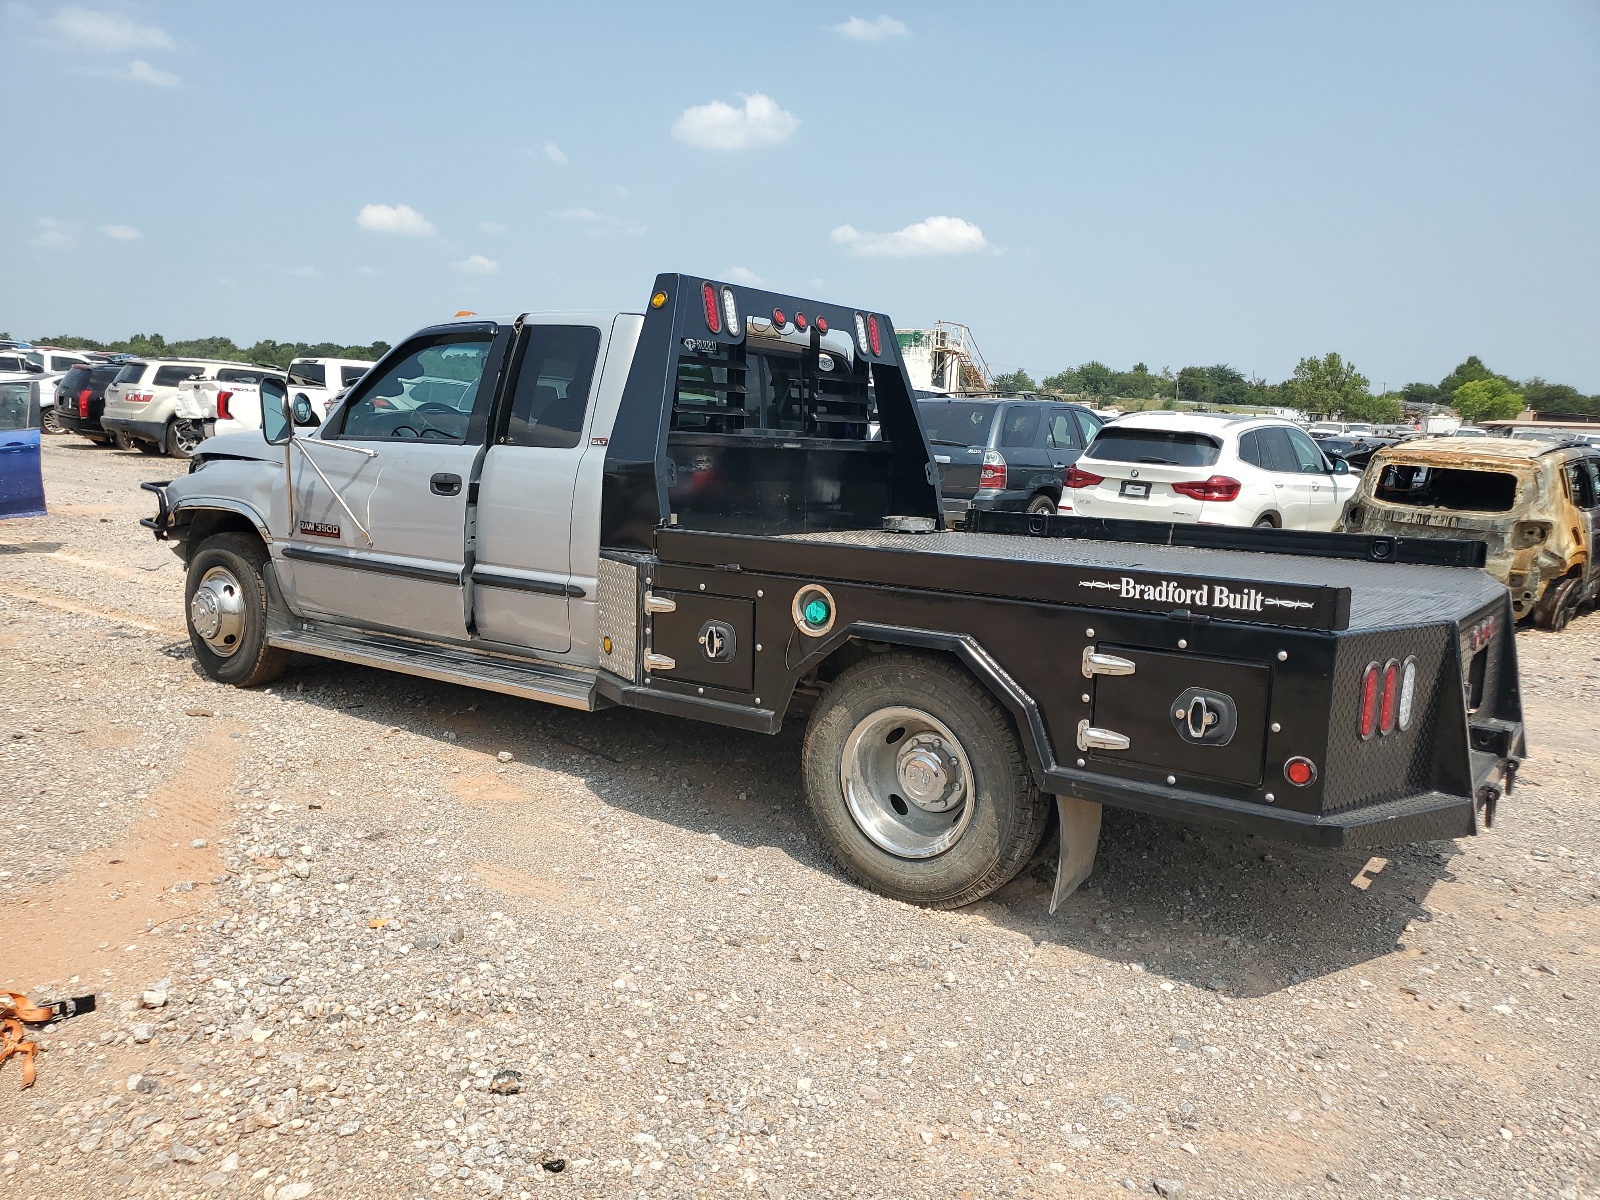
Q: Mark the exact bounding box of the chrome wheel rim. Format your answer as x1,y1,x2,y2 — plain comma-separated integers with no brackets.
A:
841,706,975,859
189,565,247,657
173,422,203,455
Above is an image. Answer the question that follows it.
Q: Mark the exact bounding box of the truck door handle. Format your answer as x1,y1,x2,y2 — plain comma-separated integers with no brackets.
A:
1077,719,1131,752
430,473,462,496
1082,649,1136,678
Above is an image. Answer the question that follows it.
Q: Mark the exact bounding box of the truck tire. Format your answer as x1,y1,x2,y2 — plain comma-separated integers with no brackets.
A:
801,652,1050,908
184,533,289,687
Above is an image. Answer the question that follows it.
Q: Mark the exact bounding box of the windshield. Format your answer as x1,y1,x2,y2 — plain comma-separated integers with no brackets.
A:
916,402,999,446
288,361,326,387
1085,426,1222,467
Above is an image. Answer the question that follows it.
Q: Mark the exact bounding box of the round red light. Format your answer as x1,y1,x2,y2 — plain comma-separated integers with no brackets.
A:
794,312,808,331
772,309,787,329
1284,757,1316,787
815,316,828,334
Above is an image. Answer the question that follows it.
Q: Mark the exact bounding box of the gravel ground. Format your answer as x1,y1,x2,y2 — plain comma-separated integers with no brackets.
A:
1,435,1597,1200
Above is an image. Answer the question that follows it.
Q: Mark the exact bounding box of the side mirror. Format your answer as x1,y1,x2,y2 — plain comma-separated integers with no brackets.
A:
261,379,292,445
291,394,321,427
1330,456,1351,476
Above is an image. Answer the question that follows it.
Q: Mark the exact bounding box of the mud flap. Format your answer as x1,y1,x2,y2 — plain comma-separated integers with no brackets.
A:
1049,795,1102,912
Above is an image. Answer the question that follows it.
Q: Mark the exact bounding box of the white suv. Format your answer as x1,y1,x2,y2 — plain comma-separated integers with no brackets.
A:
1063,412,1358,530
101,358,274,456
287,357,376,418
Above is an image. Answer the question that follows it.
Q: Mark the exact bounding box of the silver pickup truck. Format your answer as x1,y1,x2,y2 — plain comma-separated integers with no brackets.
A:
144,274,1524,911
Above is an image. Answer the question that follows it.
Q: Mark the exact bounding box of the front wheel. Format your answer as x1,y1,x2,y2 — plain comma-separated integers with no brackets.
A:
801,652,1050,908
185,533,289,686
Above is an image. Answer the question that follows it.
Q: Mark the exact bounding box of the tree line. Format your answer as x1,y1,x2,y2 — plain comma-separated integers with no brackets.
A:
10,332,391,372
989,354,1599,426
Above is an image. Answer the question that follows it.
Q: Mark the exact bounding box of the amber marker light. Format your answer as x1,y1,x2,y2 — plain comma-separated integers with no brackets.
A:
454,310,477,317
650,291,668,309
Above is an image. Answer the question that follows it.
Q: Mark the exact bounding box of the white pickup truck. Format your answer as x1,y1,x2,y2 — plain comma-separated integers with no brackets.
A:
171,374,289,448
142,273,1524,911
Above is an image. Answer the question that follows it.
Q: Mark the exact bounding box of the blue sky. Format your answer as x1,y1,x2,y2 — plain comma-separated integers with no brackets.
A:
3,1,1597,390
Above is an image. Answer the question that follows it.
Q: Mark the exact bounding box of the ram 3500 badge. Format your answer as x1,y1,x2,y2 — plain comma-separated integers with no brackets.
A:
143,274,1524,910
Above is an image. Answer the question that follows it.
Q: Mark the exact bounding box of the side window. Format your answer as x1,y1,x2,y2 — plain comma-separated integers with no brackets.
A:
340,366,369,388
154,365,204,388
1258,428,1299,473
1585,462,1600,510
1284,427,1328,474
1072,409,1103,444
1237,430,1262,469
500,326,602,449
1000,405,1041,449
1047,409,1082,450
339,336,493,443
1568,461,1598,510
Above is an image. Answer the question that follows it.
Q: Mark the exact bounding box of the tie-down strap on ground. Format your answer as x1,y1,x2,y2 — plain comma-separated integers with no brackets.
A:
1,991,97,1089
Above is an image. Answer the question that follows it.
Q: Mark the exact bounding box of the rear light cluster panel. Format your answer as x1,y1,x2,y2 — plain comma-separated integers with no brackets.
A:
1359,656,1418,740
695,280,883,361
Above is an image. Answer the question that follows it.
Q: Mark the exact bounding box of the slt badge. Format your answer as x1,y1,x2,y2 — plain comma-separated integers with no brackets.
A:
697,620,737,663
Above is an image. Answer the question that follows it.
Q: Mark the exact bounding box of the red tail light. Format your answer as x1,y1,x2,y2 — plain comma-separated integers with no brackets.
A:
215,390,233,421
1378,659,1399,734
772,309,787,329
78,388,91,418
978,451,1007,490
1284,756,1317,786
815,316,828,334
867,315,882,357
1358,661,1380,740
1064,465,1103,489
794,312,808,331
702,282,721,334
1171,475,1241,502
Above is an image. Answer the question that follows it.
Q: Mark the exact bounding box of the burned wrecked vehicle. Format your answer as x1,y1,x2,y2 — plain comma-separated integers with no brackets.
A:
1340,437,1600,628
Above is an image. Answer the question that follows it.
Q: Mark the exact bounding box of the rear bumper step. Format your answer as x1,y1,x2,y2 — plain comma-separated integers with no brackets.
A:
267,624,597,711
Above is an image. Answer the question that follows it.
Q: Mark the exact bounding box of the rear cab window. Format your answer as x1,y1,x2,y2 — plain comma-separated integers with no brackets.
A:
216,368,272,384
59,366,92,393
113,362,149,386
1085,427,1222,468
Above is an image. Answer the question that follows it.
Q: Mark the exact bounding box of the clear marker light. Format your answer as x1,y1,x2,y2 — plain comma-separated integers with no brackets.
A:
854,312,870,356
721,286,739,334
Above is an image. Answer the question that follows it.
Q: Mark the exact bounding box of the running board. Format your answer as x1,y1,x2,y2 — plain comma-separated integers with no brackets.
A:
267,625,598,711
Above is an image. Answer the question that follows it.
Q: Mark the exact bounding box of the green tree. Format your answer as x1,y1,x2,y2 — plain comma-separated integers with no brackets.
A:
1452,378,1524,424
1522,379,1597,417
1341,392,1403,423
1437,356,1509,397
1284,352,1371,418
1112,362,1156,399
991,368,1036,393
1040,367,1082,395
1400,381,1443,408
1077,361,1114,397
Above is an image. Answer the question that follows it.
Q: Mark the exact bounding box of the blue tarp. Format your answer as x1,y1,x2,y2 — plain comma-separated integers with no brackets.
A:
0,380,47,519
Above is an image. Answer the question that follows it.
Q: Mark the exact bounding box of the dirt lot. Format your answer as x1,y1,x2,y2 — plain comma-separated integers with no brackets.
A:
2,436,1597,1200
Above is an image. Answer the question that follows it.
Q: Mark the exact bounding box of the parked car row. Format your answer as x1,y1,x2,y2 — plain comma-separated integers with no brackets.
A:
46,354,373,458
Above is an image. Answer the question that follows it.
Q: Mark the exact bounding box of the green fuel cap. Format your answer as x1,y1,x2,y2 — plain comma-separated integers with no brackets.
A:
803,598,831,626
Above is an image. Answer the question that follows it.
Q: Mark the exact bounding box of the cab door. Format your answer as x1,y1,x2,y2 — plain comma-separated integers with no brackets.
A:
0,381,46,519
470,321,606,653
1284,426,1344,530
275,326,505,641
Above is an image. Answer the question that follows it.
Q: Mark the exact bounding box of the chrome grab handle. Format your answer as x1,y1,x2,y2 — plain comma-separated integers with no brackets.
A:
1082,648,1136,679
1077,719,1130,753
643,593,677,614
643,652,676,672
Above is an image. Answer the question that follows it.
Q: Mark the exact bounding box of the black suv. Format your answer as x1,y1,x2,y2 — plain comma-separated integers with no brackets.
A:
917,395,1104,525
53,363,126,443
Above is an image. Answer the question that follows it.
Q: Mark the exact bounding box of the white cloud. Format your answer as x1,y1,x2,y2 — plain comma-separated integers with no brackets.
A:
478,221,508,235
671,93,798,151
355,203,435,237
551,207,646,237
52,7,174,52
828,16,909,41
100,223,140,240
283,266,321,278
543,142,567,165
726,267,764,286
450,255,499,275
127,59,180,87
27,218,75,250
830,215,988,258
